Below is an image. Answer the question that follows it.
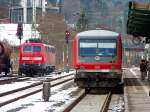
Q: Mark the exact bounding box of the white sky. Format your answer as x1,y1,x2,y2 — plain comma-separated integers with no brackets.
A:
0,24,40,46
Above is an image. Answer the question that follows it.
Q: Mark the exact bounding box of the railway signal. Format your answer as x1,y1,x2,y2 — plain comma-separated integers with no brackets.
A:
16,23,23,39
65,30,70,44
16,23,23,45
65,30,70,73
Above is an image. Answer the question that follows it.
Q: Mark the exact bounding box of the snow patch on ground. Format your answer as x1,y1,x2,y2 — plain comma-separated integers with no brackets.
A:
0,80,78,112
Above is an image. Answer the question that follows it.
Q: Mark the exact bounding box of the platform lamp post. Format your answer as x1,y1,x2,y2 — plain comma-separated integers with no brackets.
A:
147,0,150,60
118,14,127,66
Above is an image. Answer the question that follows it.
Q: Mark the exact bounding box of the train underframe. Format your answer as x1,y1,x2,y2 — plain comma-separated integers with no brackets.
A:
18,64,55,77
74,70,123,93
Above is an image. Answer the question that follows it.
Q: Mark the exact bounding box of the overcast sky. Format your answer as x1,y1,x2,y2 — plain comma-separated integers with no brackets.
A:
0,24,40,45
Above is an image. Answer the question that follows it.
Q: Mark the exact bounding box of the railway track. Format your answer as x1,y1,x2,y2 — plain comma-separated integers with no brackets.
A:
0,76,30,85
0,73,74,107
0,69,71,85
0,69,125,111
62,91,112,112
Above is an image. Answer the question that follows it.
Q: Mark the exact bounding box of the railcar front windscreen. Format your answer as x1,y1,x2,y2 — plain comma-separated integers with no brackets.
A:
79,38,117,62
23,45,41,52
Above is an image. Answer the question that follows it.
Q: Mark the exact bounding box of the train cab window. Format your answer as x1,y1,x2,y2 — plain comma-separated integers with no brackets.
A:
98,41,116,56
33,46,41,52
79,39,117,62
23,46,32,52
79,42,97,56
23,46,41,52
79,39,116,56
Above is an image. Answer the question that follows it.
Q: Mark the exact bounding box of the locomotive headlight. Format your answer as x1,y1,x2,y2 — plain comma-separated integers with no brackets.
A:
33,57,42,60
22,57,30,60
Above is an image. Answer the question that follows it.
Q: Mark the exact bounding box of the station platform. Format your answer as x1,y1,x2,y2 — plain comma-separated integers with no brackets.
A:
124,67,150,112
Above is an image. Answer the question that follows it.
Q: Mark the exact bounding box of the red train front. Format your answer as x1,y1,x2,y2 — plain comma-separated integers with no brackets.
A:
18,42,56,76
73,30,123,89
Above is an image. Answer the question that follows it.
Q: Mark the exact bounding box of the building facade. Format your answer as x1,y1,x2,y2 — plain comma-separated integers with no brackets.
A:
9,0,60,24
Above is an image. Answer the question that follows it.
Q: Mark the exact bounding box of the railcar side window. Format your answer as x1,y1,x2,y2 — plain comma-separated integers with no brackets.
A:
51,48,55,53
50,48,53,53
48,47,50,52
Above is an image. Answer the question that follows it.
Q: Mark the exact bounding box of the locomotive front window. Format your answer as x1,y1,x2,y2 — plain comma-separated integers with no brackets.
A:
23,45,41,52
23,46,32,52
33,46,41,52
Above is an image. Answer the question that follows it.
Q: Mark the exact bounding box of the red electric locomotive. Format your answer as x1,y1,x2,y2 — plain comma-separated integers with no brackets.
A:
73,30,123,91
18,42,56,76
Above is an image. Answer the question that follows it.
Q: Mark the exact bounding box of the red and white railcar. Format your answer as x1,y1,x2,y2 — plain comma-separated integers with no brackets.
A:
73,30,123,89
19,42,56,76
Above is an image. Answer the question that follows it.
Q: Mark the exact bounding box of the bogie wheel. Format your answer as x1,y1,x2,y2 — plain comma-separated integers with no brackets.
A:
85,88,91,94
26,74,33,77
118,83,124,94
113,83,124,94
39,71,45,76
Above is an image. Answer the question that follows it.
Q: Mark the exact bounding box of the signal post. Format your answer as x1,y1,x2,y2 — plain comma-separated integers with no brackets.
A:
17,23,23,77
65,30,70,73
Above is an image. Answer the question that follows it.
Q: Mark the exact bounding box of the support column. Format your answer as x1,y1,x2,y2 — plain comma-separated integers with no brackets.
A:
23,0,27,23
42,0,46,17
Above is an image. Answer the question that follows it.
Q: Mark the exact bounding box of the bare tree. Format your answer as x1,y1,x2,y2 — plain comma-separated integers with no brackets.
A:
37,12,71,69
37,12,67,38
